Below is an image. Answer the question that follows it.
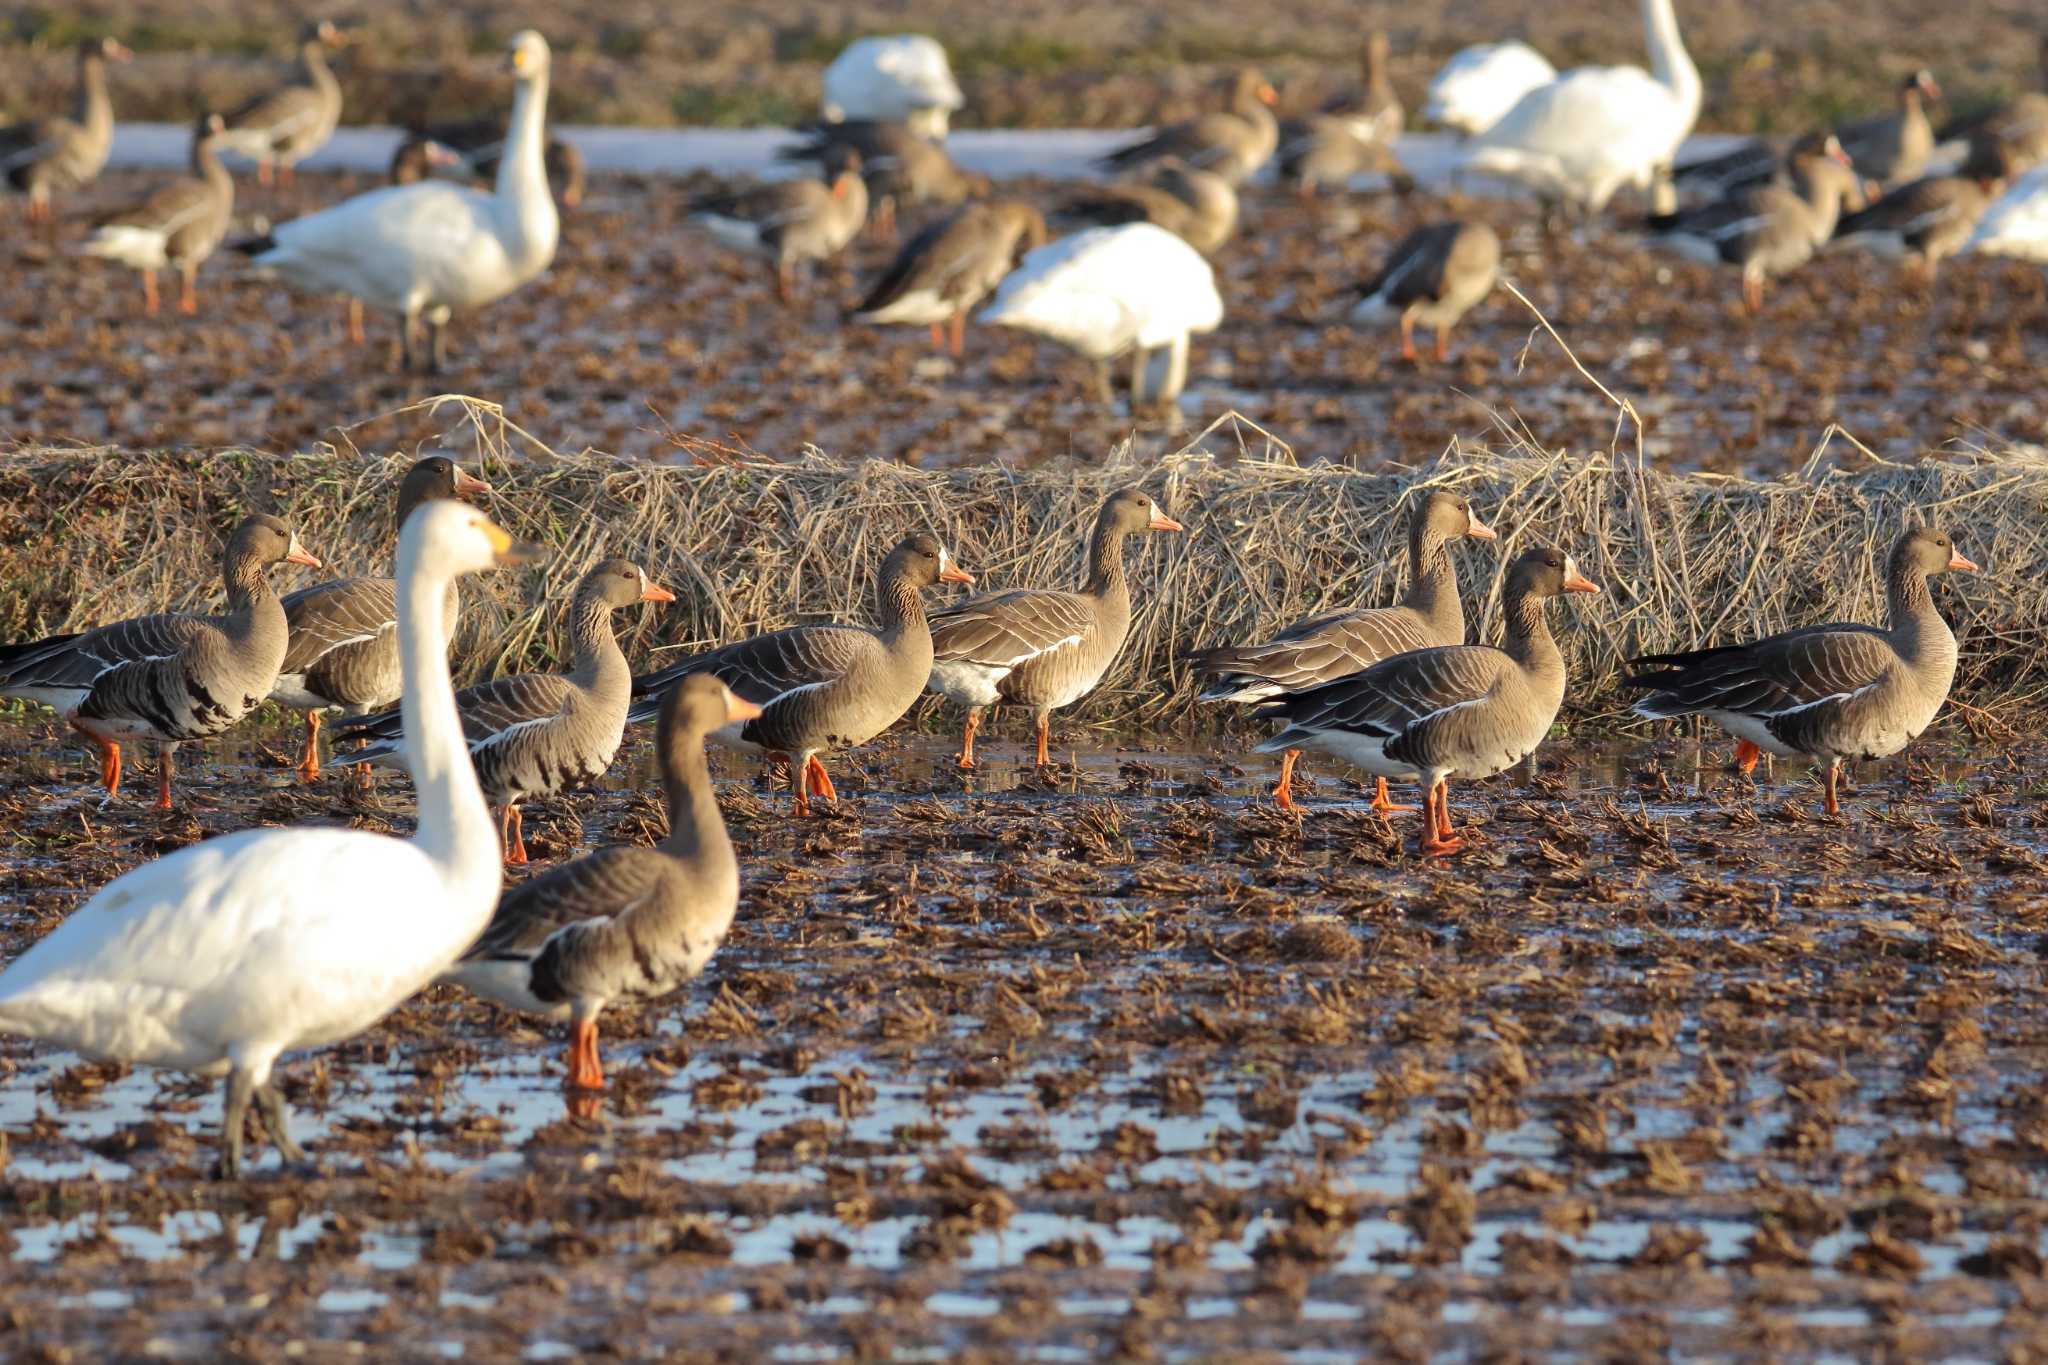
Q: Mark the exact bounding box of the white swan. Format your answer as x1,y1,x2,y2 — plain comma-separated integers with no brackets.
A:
1424,41,1558,137
1460,0,1701,215
823,35,964,139
979,222,1223,412
1966,162,2048,262
242,30,559,371
0,501,535,1177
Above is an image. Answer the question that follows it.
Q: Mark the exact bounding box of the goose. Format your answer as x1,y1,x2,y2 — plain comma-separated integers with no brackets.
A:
850,200,1048,355
0,37,129,226
0,502,534,1178
822,35,965,140
271,455,491,784
1624,527,1975,817
1832,141,2009,282
444,674,755,1094
1188,490,1496,811
1671,129,1866,207
218,20,348,188
927,489,1182,770
979,222,1224,414
689,147,868,304
341,558,674,867
239,30,560,373
1835,70,1942,194
1966,160,2048,261
1351,220,1501,361
1321,32,1405,142
627,534,973,818
1423,41,1557,138
78,111,235,317
1460,0,1700,218
778,120,987,239
0,515,320,810
391,119,586,208
1647,140,1861,312
1280,32,1410,196
1054,159,1240,255
1099,69,1280,187
1253,547,1601,856
1937,37,2048,175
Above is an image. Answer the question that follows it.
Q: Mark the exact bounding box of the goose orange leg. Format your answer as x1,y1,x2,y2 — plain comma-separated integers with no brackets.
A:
1823,761,1841,817
958,710,981,770
1272,748,1301,810
1433,326,1450,363
296,711,323,784
72,722,122,799
1369,776,1417,814
177,269,199,316
346,297,366,345
1034,714,1051,768
1732,739,1760,776
566,1015,605,1090
501,805,528,865
948,309,966,356
1420,779,1464,857
1398,311,1419,362
929,320,945,350
155,745,175,811
805,755,838,803
789,753,813,817
140,269,160,317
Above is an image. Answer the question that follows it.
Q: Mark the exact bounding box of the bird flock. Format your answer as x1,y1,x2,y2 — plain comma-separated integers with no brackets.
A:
0,8,2019,1176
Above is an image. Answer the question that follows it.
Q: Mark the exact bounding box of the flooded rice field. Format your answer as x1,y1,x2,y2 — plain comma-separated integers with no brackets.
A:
9,160,2046,476
3,708,2048,1358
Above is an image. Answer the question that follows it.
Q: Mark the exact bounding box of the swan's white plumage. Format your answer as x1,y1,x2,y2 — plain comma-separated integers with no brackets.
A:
979,223,1223,359
1967,163,2048,262
1424,41,1558,136
822,35,964,136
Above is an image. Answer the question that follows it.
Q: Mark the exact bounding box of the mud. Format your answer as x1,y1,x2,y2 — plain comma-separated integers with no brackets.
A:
2,704,2047,1358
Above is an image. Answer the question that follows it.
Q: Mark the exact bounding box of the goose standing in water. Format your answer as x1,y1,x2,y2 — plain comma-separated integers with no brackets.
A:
78,112,235,317
446,674,755,1094
271,456,491,783
1254,547,1600,856
218,20,348,189
1189,491,1496,811
240,30,560,372
927,489,1182,769
0,503,534,1178
0,515,320,810
1625,528,1975,817
628,534,972,818
342,558,674,866
0,37,129,226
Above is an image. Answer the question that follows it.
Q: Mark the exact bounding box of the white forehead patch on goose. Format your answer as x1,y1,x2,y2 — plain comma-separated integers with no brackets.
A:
1562,555,1579,582
936,543,954,573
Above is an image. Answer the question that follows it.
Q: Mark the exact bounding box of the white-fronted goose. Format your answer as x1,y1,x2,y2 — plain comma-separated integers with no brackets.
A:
446,674,756,1093
822,36,965,140
927,489,1181,769
1189,490,1496,811
1648,139,1861,312
1324,32,1404,138
1938,38,2048,175
0,503,533,1179
240,31,559,374
627,534,973,818
219,20,347,188
779,120,987,238
1424,41,1557,138
343,557,673,865
979,222,1224,414
1280,32,1409,195
1351,220,1500,362
1626,528,1975,816
271,456,490,783
0,515,320,809
1253,547,1600,856
1673,128,1861,203
0,37,129,225
690,147,869,304
78,112,234,317
392,118,586,207
1833,141,2008,281
1837,70,1941,193
850,200,1048,355
1056,159,1240,255
1099,68,1280,186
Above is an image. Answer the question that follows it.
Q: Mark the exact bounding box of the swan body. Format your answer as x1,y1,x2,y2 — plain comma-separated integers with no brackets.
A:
1967,162,2048,261
1424,41,1558,136
822,36,964,138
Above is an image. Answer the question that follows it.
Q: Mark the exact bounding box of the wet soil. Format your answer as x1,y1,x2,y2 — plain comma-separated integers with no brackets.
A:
3,707,2048,1358
10,167,2047,478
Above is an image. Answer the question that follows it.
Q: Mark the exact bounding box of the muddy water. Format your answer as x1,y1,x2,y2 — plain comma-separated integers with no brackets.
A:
1,712,2046,1357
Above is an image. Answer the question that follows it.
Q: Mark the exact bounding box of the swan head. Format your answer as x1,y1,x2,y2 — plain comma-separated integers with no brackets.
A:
507,30,552,81
400,501,542,580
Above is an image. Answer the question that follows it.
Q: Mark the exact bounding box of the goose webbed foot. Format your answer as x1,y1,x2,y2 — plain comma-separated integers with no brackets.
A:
1368,776,1416,814
1271,749,1301,811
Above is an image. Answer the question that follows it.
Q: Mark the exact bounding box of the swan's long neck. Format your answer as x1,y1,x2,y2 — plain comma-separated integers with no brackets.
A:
395,540,497,878
496,68,560,268
1641,0,1701,126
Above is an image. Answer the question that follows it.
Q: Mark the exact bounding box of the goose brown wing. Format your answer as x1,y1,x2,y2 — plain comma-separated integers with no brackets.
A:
855,209,983,312
1190,605,1437,698
629,624,872,723
464,845,668,965
930,589,1095,669
1625,624,1896,720
1362,224,1457,306
1254,644,1509,743
225,86,324,143
279,576,398,673
341,670,574,755
0,613,208,692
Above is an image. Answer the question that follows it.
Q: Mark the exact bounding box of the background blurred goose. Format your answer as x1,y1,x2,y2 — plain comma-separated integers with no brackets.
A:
1671,128,1865,206
239,30,559,372
1461,0,1700,217
391,118,586,208
979,222,1224,414
272,456,490,783
823,35,964,139
78,112,234,317
690,147,868,304
1189,491,1496,811
1836,70,1941,193
1648,141,1860,312
779,120,986,238
1099,68,1279,186
1937,37,2048,174
218,20,348,188
445,674,754,1094
1833,141,2009,282
1055,160,1239,254
851,200,1047,354
1280,32,1409,195
343,557,672,866
927,489,1181,770
1423,40,1556,137
628,534,972,819
1,36,129,226
0,503,530,1178
1625,528,1975,817
1351,220,1501,361
0,515,319,810
1254,547,1600,856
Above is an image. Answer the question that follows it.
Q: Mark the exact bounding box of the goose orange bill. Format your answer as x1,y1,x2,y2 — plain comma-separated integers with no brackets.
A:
1949,550,1979,572
1149,513,1185,532
452,466,491,496
940,564,975,585
641,582,677,603
286,535,322,569
1563,570,1601,594
1258,83,1278,105
726,695,765,722
1467,512,1498,540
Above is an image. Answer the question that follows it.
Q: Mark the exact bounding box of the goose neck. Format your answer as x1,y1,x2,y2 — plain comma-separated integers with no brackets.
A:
303,40,339,92
1401,523,1465,639
79,55,113,135
567,591,626,688
1501,589,1560,666
1084,517,1131,602
658,734,734,877
877,574,928,643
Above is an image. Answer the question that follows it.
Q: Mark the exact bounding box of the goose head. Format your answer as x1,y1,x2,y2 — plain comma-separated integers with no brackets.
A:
83,36,133,66
1102,486,1184,535
192,111,228,148
228,514,322,577
1419,489,1497,543
395,454,491,529
507,30,552,82
885,533,974,590
1509,546,1601,600
579,558,676,610
401,501,540,577
660,673,764,748
1896,527,1978,578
